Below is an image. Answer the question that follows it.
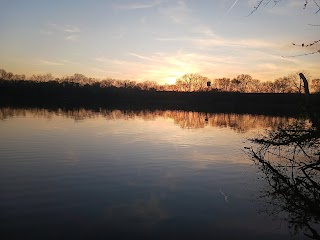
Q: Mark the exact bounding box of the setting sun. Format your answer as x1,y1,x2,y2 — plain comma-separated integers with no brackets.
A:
163,70,189,85
164,77,177,85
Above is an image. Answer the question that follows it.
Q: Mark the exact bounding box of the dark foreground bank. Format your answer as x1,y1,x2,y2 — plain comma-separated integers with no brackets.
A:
1,79,320,116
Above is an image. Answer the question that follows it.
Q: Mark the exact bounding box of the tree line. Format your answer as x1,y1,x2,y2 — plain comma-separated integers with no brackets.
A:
0,68,319,93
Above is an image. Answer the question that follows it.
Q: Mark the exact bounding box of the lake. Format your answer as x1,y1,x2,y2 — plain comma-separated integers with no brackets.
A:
0,107,318,239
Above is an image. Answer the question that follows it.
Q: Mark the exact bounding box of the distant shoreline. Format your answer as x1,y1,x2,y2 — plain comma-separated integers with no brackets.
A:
1,93,320,117
1,79,320,116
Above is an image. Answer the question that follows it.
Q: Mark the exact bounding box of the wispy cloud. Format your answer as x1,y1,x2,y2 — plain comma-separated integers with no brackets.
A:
113,1,161,10
94,57,127,65
191,26,218,38
128,53,152,60
47,23,81,33
63,25,81,33
158,1,191,24
155,34,278,50
39,59,65,66
65,35,79,41
39,59,79,66
90,67,121,75
42,23,81,41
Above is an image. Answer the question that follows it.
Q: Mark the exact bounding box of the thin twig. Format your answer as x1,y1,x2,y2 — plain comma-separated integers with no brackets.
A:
282,50,320,58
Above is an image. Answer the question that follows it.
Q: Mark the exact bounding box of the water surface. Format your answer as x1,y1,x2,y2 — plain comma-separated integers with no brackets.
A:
0,108,310,239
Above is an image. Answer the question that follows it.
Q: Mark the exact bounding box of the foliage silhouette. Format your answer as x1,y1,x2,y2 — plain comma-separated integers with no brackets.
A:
1,68,320,116
1,68,320,93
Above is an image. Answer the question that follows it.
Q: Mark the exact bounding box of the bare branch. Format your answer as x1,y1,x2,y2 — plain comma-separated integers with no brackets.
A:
250,0,320,14
314,0,320,13
249,0,264,15
292,39,320,48
249,0,281,15
282,50,320,58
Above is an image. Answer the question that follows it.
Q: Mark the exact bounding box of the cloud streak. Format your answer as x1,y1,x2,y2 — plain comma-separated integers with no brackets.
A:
42,23,81,41
113,1,162,10
158,1,191,24
39,60,65,66
63,25,81,33
47,23,81,33
128,53,152,60
65,35,79,41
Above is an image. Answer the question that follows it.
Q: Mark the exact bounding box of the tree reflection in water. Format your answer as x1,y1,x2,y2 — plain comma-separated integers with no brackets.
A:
0,107,295,133
249,117,320,239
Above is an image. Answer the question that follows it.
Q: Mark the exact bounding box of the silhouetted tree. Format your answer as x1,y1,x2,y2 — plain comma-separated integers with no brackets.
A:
246,78,261,93
0,69,26,81
0,69,6,80
100,78,116,88
30,73,54,82
1,68,319,94
14,74,26,81
311,79,320,92
136,81,158,91
175,73,210,92
229,78,241,92
236,74,254,92
260,81,275,93
214,78,231,92
273,77,294,93
70,73,87,82
0,70,15,80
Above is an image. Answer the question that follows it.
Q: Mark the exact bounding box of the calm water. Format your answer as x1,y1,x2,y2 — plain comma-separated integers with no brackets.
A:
0,108,315,239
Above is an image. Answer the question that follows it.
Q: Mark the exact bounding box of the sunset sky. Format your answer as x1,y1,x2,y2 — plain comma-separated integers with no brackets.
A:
0,0,319,84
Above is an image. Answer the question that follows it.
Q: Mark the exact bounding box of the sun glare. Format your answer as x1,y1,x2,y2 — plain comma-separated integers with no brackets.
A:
163,70,189,85
165,77,177,85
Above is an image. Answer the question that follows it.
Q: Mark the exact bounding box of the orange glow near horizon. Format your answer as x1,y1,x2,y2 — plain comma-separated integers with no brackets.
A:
1,1,319,85
162,70,191,85
165,77,177,85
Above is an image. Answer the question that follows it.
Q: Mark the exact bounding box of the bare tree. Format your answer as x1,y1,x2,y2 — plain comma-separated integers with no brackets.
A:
175,73,210,92
236,74,254,92
214,78,231,92
259,81,274,93
251,0,320,57
30,73,54,82
226,74,252,92
136,81,158,91
273,77,294,93
100,78,115,88
311,78,320,92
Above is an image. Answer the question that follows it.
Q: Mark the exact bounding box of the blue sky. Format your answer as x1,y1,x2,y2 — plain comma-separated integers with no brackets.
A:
0,0,319,84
